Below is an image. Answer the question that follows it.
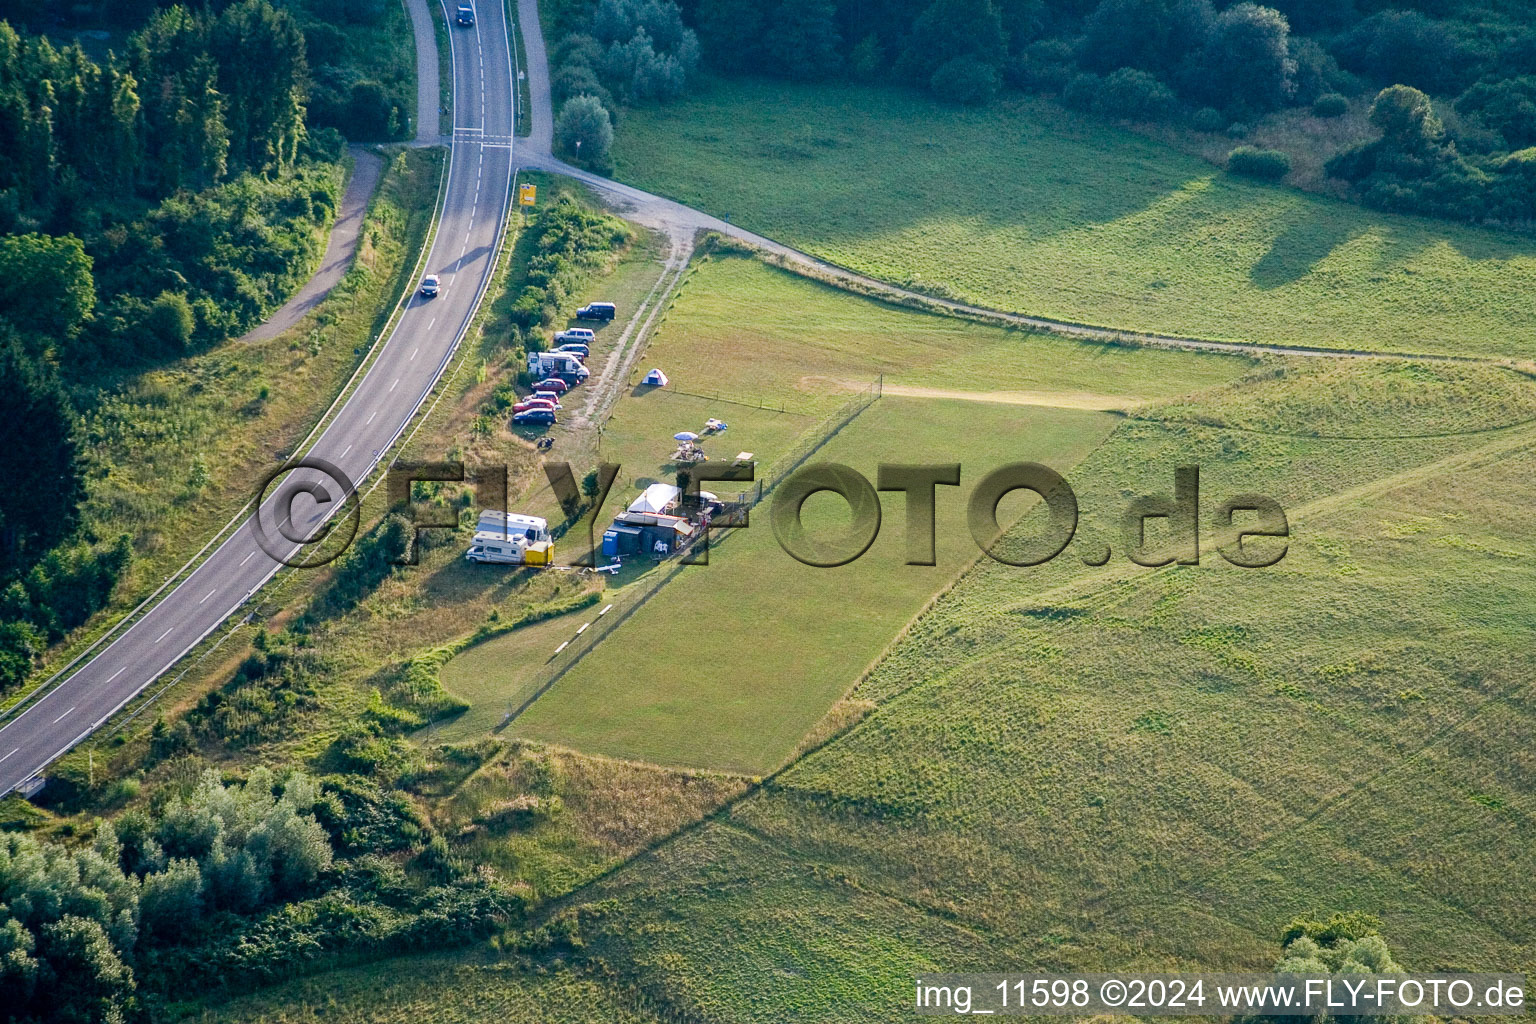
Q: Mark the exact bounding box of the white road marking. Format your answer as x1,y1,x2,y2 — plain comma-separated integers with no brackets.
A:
155,627,173,643
428,318,436,329
107,667,126,682
199,588,216,605
366,410,377,424
341,444,352,458
240,550,255,566
390,378,399,392
0,749,15,764
53,707,75,724
410,347,418,360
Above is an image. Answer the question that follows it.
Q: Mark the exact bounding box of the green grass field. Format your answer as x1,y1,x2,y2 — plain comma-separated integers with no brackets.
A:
553,359,1536,1020
195,951,663,1023
444,255,1254,771
613,81,1536,360
509,395,1120,774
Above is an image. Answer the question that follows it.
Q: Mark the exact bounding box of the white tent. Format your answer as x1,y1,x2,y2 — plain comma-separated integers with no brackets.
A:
642,368,668,386
628,483,681,515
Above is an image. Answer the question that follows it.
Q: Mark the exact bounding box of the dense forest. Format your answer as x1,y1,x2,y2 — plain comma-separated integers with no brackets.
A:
0,0,408,696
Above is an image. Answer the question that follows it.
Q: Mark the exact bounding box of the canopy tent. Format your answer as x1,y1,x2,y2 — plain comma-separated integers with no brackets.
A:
628,482,682,515
642,368,668,386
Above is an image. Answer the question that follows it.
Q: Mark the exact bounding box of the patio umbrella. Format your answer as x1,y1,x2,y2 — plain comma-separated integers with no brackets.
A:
673,431,700,441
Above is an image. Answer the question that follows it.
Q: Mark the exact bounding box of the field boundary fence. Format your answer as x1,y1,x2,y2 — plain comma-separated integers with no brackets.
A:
497,375,883,728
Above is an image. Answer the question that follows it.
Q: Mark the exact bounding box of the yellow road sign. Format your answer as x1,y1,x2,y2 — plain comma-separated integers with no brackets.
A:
518,183,536,206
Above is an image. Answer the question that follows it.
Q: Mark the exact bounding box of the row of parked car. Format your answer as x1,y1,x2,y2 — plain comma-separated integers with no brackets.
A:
510,303,617,426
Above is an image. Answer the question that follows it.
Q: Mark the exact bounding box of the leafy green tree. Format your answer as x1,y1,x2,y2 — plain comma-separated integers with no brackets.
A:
1456,76,1536,149
0,917,39,1010
1095,66,1177,118
1369,83,1442,151
1080,0,1213,79
554,94,615,171
343,79,394,140
141,291,195,355
931,57,1001,104
899,0,1005,85
691,0,768,71
138,859,204,940
0,232,95,352
0,332,82,574
1186,3,1294,113
211,0,308,172
766,0,842,80
1334,9,1476,96
36,915,135,1024
0,619,43,694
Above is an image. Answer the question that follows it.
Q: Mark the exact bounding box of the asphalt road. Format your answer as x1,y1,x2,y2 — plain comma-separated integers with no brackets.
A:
0,0,516,796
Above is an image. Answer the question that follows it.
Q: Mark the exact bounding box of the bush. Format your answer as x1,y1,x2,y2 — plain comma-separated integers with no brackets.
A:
1007,39,1075,91
142,291,195,354
1227,146,1292,180
930,57,1000,105
1191,106,1225,131
1063,72,1103,112
554,95,615,173
1094,67,1177,120
1312,92,1348,118
1456,76,1536,149
1333,10,1479,95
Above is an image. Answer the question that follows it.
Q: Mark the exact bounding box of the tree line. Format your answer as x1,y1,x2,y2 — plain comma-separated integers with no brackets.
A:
0,765,521,1022
0,2,349,696
664,0,1536,224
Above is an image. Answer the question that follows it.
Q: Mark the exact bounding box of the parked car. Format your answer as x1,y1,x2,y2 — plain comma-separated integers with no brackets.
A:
554,327,595,344
419,274,440,297
456,3,474,25
532,390,563,408
513,399,555,414
533,378,570,394
512,408,555,426
555,343,589,360
575,302,616,321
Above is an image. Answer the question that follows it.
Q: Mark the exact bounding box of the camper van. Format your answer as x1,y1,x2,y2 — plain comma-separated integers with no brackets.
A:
464,532,555,566
465,532,526,565
476,510,550,544
528,351,590,381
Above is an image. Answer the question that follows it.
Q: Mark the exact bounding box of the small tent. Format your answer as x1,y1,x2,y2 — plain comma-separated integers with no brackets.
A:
628,483,682,515
642,368,668,386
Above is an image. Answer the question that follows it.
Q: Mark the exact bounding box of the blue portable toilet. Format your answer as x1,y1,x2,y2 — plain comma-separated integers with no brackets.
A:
602,530,620,558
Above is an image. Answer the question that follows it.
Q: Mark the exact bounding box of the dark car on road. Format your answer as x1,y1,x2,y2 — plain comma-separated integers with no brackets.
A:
456,3,475,25
575,302,616,321
512,408,555,426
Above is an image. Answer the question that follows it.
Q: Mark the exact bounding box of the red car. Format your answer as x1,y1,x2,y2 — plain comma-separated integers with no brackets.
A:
534,377,570,393
513,398,556,414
